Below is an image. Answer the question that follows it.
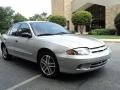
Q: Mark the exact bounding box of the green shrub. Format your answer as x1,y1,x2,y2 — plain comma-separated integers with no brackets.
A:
48,15,66,26
88,29,116,35
72,11,92,25
72,10,92,34
114,13,120,35
0,29,7,34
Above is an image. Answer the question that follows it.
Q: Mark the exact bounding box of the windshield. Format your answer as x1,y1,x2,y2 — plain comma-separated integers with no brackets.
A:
30,22,70,36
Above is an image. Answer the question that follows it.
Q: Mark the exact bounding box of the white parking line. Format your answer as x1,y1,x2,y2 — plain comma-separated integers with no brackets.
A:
6,74,41,90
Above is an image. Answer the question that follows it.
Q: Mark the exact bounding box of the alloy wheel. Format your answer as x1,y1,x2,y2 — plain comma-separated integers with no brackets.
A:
2,46,7,59
40,55,56,76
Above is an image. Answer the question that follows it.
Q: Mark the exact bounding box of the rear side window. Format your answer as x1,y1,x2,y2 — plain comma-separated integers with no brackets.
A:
9,23,20,36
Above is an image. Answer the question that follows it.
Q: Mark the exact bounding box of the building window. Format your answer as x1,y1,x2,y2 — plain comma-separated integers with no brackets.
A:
86,4,105,30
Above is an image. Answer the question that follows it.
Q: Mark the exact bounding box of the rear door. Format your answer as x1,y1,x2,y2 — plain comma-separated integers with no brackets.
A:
4,23,21,55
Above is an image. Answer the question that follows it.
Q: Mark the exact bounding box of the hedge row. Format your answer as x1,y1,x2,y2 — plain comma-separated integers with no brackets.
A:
88,29,116,35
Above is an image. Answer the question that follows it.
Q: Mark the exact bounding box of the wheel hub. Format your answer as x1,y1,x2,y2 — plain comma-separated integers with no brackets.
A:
2,47,7,58
40,55,56,76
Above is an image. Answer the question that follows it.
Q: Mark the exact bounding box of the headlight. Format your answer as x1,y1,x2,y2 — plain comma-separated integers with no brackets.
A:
74,48,90,55
66,48,90,55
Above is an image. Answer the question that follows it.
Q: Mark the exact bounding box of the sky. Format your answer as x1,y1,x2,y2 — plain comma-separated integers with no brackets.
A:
0,0,51,18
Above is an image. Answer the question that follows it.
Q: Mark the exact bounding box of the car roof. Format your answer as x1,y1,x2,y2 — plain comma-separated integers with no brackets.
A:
17,21,48,24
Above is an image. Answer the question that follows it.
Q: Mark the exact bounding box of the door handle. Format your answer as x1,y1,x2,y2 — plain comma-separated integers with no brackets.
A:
15,40,18,43
3,38,6,41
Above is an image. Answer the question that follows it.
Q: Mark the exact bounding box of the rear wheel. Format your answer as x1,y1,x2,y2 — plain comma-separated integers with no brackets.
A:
38,52,59,78
1,45,12,60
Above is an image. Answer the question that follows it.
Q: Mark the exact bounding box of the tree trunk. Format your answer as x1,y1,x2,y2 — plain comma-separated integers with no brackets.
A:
78,25,84,34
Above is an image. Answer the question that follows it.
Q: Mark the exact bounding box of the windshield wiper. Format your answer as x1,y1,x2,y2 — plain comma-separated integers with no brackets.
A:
55,32,72,35
37,33,54,36
37,32,72,36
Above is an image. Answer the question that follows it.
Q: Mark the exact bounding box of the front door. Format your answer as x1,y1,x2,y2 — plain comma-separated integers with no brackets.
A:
14,23,34,61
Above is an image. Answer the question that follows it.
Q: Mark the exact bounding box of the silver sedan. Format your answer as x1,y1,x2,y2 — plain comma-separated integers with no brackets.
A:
1,21,111,78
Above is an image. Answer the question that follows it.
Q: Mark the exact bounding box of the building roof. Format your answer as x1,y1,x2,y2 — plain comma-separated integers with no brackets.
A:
72,0,120,12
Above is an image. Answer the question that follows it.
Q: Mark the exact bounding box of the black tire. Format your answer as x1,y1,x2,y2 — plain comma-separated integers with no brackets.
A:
38,51,59,78
1,45,12,60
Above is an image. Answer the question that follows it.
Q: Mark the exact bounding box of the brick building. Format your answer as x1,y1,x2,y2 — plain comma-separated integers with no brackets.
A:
52,0,120,31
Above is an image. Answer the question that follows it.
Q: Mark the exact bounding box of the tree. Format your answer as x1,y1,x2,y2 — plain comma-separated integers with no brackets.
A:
114,13,120,35
47,15,52,20
72,11,92,34
0,7,14,32
13,13,27,23
29,12,48,21
41,12,47,21
29,14,43,21
48,15,66,26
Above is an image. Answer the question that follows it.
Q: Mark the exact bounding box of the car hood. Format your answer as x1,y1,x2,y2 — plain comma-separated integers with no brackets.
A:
38,34,105,49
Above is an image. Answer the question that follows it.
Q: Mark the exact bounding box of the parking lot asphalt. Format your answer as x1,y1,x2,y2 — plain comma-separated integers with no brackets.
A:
0,43,120,90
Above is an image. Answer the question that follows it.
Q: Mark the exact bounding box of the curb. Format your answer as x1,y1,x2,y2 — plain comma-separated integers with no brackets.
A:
100,39,120,43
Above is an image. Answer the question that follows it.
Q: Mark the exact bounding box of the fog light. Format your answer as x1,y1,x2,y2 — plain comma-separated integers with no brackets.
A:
76,64,90,70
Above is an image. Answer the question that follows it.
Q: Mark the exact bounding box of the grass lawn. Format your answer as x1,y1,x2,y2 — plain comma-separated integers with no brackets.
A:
88,35,120,39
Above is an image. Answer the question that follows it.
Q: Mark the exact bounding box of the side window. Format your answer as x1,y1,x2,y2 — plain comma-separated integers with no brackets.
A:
17,23,31,37
9,23,20,36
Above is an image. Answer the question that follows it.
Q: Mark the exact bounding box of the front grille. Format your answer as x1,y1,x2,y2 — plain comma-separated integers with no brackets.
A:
90,45,107,53
90,60,107,68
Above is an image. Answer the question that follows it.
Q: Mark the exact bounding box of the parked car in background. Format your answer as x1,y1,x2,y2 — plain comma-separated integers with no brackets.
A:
1,21,111,78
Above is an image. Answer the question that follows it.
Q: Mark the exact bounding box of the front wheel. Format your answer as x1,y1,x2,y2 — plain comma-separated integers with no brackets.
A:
1,45,12,60
38,52,59,78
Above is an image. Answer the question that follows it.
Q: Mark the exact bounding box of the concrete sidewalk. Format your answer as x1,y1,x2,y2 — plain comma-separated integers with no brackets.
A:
75,33,120,43
100,39,120,43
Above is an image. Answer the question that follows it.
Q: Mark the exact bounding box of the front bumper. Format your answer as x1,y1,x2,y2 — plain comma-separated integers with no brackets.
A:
57,48,111,74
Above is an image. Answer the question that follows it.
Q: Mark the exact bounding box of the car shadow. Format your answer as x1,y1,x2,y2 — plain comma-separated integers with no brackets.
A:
56,69,103,82
38,69,105,88
2,56,40,74
1,56,105,83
